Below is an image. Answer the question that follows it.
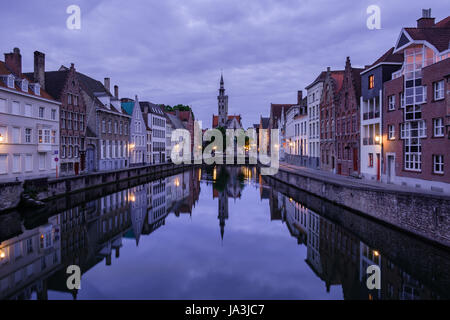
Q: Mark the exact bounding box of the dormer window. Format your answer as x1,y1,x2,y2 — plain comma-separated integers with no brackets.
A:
21,79,28,92
32,83,41,96
7,75,14,88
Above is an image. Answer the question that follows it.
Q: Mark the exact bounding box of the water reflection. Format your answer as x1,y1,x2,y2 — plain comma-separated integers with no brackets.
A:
0,166,448,300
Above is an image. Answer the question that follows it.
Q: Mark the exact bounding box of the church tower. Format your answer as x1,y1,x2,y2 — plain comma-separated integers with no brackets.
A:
217,73,228,127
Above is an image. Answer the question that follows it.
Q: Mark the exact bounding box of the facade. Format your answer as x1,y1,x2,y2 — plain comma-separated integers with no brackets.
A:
25,55,87,176
78,75,131,172
382,10,450,193
360,48,403,181
140,102,166,164
269,91,303,158
0,48,61,182
319,68,344,172
284,96,309,167
335,57,364,176
122,96,146,166
306,72,326,168
212,74,243,129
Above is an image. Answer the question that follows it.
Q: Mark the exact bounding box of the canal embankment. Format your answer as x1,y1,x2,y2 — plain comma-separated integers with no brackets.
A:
266,163,450,247
0,163,196,213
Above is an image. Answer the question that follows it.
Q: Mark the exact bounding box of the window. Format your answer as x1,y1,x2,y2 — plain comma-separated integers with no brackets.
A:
68,94,72,105
388,125,395,140
25,154,32,172
434,118,444,137
25,104,32,117
388,95,396,110
368,75,374,89
67,112,72,129
38,129,50,144
0,154,7,174
108,120,112,133
0,98,6,113
73,113,78,130
433,155,444,174
12,127,20,143
114,121,118,134
51,109,56,120
61,111,66,129
21,79,28,92
25,128,32,143
51,130,56,144
7,75,14,88
39,107,44,118
12,101,20,115
102,119,106,133
38,153,45,170
12,154,20,173
434,80,444,100
74,95,78,106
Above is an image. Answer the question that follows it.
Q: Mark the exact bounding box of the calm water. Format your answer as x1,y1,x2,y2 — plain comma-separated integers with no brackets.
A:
0,166,449,300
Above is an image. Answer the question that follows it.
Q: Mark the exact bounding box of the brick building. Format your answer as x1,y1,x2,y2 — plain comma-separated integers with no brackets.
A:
77,75,131,172
382,10,450,194
335,57,364,176
319,68,344,172
25,54,87,176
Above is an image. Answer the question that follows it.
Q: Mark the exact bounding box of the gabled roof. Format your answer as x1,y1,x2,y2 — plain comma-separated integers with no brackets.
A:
212,114,241,128
394,16,450,53
270,103,295,124
0,61,57,102
403,27,450,52
361,47,404,75
121,101,135,116
139,101,165,116
305,71,327,90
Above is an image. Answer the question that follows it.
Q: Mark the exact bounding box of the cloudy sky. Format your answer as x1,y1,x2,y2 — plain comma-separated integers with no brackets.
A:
1,0,448,128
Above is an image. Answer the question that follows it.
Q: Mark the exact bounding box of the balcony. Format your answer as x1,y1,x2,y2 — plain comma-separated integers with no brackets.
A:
38,143,52,152
363,111,380,120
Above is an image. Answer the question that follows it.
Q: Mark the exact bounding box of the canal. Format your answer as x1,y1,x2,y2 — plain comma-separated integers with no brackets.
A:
0,166,449,300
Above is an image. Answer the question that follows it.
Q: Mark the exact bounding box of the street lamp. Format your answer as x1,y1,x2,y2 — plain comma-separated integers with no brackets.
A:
0,133,3,142
375,135,380,143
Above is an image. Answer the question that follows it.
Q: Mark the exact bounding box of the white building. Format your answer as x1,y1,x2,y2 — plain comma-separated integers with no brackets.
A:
306,72,326,168
140,102,166,164
123,96,146,166
0,48,61,182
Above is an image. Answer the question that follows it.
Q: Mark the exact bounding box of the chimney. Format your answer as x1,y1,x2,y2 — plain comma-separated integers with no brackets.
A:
297,90,302,105
34,51,45,90
4,47,22,76
114,85,119,99
104,77,110,92
417,8,435,28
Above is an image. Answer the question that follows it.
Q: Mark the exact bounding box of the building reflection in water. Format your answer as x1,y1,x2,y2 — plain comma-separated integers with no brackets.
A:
275,190,443,300
0,166,447,300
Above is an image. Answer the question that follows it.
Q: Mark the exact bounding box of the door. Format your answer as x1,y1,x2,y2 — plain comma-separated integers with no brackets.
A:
337,163,342,175
387,155,395,183
353,148,358,172
376,153,380,181
86,145,95,172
